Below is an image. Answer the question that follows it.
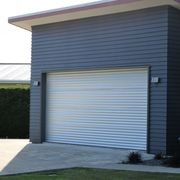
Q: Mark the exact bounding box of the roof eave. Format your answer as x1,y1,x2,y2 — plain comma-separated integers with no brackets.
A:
8,0,180,31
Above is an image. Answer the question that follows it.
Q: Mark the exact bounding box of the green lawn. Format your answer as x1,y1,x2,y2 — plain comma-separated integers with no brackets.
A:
0,168,180,180
0,84,29,89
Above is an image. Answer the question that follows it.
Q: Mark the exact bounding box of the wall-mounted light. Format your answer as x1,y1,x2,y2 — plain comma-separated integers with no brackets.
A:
151,77,160,84
33,81,40,86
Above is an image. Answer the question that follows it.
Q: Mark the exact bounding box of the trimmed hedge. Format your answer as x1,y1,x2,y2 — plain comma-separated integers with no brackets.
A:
0,88,29,138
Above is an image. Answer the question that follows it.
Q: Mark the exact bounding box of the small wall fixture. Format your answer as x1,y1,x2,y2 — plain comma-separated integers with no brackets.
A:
33,81,40,86
151,77,160,84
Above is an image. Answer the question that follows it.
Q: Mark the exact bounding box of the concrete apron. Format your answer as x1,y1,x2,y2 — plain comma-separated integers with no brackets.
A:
0,139,179,176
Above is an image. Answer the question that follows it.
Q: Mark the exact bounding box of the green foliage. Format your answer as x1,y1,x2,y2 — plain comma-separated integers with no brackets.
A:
127,151,142,164
0,88,30,138
154,152,164,160
163,153,180,168
0,83,30,89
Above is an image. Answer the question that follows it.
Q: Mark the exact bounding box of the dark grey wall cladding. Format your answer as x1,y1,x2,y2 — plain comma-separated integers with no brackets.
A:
167,7,180,154
30,6,169,153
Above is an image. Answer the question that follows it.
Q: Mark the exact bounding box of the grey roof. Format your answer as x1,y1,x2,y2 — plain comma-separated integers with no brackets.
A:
0,63,31,83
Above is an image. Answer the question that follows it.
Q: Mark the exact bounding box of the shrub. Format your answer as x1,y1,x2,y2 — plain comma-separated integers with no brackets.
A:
163,153,180,168
0,88,30,138
127,152,142,164
154,152,164,160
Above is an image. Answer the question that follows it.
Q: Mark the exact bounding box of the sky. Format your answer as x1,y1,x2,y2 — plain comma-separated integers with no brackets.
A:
0,0,99,63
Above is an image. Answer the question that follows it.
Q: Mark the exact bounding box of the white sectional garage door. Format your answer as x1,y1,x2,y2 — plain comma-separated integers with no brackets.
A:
46,68,148,150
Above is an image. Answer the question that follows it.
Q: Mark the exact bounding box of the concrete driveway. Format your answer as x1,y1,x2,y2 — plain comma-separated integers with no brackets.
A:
1,139,179,176
0,139,152,175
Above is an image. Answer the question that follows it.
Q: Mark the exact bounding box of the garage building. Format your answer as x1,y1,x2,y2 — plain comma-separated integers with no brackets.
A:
9,0,180,154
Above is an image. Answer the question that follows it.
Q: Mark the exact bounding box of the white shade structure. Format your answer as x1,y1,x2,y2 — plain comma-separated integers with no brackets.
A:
0,63,31,83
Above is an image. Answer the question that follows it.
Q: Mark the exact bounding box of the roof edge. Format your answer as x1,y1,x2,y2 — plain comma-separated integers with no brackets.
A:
8,0,138,23
9,0,180,31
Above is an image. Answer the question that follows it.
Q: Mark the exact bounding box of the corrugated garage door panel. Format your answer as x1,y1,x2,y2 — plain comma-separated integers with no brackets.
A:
46,68,148,150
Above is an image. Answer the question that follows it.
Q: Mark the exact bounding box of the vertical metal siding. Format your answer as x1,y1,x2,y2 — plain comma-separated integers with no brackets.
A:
46,69,148,150
30,6,168,153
